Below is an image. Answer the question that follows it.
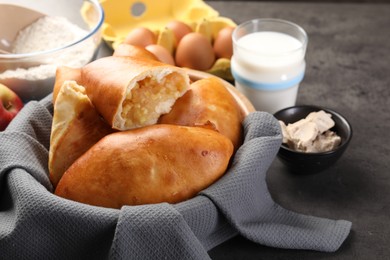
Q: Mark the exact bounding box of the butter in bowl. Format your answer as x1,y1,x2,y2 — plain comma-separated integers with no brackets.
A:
274,105,353,175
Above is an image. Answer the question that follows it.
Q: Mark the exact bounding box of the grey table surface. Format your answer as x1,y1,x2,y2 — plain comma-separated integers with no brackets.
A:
203,1,390,260
98,1,390,259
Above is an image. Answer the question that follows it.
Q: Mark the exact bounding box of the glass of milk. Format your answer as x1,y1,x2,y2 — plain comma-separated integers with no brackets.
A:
231,19,308,114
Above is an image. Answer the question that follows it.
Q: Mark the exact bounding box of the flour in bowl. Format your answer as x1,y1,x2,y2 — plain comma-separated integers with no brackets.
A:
12,16,88,54
0,15,98,100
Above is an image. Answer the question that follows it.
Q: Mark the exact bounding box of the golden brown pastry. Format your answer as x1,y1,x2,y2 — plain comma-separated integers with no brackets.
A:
113,43,158,61
49,81,114,187
55,124,234,208
159,77,244,149
52,66,81,104
81,56,190,130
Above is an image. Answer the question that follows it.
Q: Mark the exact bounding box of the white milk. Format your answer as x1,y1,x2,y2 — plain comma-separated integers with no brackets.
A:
232,31,306,113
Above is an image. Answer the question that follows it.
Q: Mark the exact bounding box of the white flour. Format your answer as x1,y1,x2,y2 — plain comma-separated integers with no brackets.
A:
12,16,88,54
0,15,96,97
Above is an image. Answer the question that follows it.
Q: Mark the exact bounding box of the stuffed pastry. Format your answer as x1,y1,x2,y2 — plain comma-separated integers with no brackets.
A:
113,43,158,61
52,66,81,104
49,80,114,187
159,77,244,149
55,124,233,208
81,56,190,130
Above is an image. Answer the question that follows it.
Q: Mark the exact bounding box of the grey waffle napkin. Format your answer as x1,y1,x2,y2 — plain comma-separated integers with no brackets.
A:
0,95,352,259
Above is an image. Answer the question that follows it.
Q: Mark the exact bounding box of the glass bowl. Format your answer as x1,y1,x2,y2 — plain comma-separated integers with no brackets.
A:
0,0,104,101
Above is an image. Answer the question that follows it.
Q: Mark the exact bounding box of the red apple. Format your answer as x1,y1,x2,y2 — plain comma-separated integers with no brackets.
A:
0,83,24,131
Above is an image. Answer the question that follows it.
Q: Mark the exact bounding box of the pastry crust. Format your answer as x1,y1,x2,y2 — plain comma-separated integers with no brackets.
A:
55,124,234,208
52,66,81,104
81,56,190,130
113,43,158,61
159,77,244,149
49,81,114,187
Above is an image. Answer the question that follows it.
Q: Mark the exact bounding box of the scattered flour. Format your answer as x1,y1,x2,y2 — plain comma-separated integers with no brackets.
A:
0,64,56,81
0,15,96,81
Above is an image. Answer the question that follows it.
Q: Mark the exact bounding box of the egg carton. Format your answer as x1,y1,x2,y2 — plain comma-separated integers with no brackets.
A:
83,0,236,81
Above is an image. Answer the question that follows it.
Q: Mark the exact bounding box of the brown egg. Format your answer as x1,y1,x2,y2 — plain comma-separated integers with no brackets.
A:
213,26,235,59
145,44,175,65
123,27,156,47
166,20,193,44
175,32,216,71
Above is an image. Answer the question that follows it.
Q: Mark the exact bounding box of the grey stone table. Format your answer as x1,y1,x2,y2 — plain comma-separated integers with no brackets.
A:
202,1,390,260
97,2,390,259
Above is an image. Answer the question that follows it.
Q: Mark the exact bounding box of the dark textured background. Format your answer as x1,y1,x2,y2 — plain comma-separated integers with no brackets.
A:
202,1,390,259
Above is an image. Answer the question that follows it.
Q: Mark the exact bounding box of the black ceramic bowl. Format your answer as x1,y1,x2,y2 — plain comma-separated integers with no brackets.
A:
274,105,353,174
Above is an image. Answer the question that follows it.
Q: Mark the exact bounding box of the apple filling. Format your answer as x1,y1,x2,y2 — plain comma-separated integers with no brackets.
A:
121,72,187,128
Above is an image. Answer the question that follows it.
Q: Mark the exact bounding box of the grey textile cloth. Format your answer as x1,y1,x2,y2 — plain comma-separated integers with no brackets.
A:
0,95,352,259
